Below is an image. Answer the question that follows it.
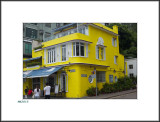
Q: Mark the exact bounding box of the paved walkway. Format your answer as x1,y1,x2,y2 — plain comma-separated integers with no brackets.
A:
82,89,137,99
24,89,137,99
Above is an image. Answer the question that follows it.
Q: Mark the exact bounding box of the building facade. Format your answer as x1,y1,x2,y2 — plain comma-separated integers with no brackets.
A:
23,23,128,98
23,23,66,59
125,58,137,77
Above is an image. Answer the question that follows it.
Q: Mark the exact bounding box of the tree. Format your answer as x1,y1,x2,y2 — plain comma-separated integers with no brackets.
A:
105,23,137,58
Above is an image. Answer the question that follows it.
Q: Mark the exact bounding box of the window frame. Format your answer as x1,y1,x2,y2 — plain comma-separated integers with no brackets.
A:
129,65,133,69
73,42,85,57
115,76,118,82
47,47,56,64
96,71,106,83
114,56,118,64
109,75,113,83
25,27,38,39
130,73,134,78
62,45,66,61
101,47,104,60
24,42,32,55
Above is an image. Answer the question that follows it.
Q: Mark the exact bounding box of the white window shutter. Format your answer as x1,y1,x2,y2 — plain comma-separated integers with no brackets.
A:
115,39,117,47
96,46,98,59
66,43,69,61
85,26,88,35
58,45,61,62
68,42,72,57
66,74,68,92
54,47,57,62
112,38,114,46
60,75,63,92
86,44,88,57
103,48,106,60
44,49,46,64
48,50,50,63
51,49,53,63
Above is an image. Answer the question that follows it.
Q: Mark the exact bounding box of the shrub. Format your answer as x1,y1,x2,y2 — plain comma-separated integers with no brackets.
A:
100,76,136,95
86,87,99,96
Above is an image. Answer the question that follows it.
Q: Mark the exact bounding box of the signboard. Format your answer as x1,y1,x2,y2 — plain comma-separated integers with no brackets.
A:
81,74,87,77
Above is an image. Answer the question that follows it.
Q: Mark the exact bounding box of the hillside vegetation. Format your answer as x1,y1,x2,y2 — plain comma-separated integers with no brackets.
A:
106,23,137,58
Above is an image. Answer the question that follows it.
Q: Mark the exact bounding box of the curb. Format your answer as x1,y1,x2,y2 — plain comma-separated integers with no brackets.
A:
83,89,137,99
103,90,137,99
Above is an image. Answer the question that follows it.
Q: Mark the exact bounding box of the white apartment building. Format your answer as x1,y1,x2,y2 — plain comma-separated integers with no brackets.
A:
125,58,137,77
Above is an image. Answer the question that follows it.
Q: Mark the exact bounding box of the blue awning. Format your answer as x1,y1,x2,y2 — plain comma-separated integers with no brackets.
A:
53,23,77,32
23,66,63,78
23,56,42,62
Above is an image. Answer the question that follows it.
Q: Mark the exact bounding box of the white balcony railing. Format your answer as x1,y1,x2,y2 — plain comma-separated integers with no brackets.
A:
43,25,89,42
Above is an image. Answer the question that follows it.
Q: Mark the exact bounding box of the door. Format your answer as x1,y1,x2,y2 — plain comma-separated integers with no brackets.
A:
48,74,56,93
32,78,40,90
61,73,66,92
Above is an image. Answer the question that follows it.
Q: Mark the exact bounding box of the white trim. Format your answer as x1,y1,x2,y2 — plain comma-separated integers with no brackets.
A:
26,65,40,69
23,40,32,43
34,49,42,52
86,43,88,57
103,48,106,60
44,49,46,65
72,56,86,58
27,75,49,78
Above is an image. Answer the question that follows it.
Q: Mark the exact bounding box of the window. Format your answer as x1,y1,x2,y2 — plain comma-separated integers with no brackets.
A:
129,65,133,69
26,27,37,39
96,46,105,60
109,75,113,83
44,32,51,38
96,71,106,82
112,38,117,47
73,42,85,56
115,76,118,82
45,23,51,28
48,48,56,64
24,42,32,55
114,56,118,64
62,45,66,61
101,47,104,60
97,47,99,59
130,73,134,77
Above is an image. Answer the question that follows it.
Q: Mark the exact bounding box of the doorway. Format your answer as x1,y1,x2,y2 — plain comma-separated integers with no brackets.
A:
32,78,40,90
61,73,66,92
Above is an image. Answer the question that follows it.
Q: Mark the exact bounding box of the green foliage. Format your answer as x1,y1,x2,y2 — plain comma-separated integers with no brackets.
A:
105,23,137,58
86,87,99,96
100,76,137,94
26,62,41,67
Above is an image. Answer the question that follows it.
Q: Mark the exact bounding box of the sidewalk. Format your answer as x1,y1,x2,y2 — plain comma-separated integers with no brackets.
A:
82,89,137,99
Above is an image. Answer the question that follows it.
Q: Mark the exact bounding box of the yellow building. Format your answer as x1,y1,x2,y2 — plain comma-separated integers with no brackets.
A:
23,23,128,98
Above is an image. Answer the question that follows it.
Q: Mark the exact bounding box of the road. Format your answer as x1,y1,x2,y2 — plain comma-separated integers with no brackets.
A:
109,91,137,99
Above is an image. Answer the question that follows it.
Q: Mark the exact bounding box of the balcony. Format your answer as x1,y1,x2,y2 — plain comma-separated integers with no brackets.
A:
43,24,89,42
23,56,42,70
